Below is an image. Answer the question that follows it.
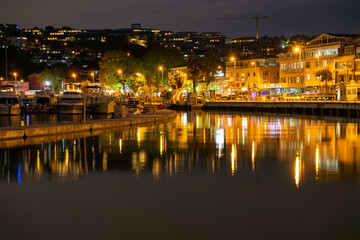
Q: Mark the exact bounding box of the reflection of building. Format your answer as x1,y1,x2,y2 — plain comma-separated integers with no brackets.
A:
1,112,360,186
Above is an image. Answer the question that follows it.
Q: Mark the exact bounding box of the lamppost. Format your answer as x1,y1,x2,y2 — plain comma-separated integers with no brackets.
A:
159,66,164,89
294,47,302,94
91,72,95,83
13,73,18,92
72,73,76,82
231,56,236,92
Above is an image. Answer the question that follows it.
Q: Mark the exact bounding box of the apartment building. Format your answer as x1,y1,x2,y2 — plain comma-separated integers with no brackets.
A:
225,58,278,93
277,33,360,99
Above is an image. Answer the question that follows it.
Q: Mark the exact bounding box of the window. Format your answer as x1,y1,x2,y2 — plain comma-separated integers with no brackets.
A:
263,71,269,76
296,77,300,83
306,74,310,80
305,62,310,68
281,77,286,83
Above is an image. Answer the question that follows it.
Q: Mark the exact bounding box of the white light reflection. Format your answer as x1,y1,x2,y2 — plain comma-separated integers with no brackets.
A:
215,129,224,159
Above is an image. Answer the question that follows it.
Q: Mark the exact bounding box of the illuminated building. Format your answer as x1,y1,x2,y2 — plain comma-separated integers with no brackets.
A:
225,58,279,93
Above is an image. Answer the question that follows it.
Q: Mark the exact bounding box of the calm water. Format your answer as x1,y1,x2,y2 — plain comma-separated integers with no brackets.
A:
0,111,360,240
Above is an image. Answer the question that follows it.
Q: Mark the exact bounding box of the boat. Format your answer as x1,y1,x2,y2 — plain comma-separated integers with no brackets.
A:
0,85,21,115
58,83,85,115
86,86,115,114
32,90,57,113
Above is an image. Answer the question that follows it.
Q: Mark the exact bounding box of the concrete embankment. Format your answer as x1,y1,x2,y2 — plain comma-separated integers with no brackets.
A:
0,110,176,142
205,101,360,118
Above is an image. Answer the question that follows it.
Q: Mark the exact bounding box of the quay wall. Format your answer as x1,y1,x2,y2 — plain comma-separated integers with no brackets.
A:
205,101,360,118
0,110,176,141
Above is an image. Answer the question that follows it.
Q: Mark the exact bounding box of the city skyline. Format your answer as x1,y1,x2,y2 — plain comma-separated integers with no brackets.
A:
0,0,359,38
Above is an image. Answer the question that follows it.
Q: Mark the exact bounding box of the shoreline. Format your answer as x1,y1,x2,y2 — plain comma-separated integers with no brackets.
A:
0,109,177,143
204,101,360,118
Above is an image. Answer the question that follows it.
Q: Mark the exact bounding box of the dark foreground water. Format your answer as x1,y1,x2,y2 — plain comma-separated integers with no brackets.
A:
0,111,360,240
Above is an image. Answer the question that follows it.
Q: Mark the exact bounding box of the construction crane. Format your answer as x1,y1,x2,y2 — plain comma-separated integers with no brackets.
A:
222,16,268,40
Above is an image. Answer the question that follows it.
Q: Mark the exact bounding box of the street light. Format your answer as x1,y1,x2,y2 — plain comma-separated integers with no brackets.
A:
159,66,164,90
72,73,76,82
91,72,95,83
294,47,302,85
231,56,237,87
159,66,164,106
13,73,18,92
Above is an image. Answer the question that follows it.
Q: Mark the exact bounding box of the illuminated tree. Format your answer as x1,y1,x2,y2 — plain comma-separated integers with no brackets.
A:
99,50,139,90
168,71,187,89
314,67,333,95
38,67,68,93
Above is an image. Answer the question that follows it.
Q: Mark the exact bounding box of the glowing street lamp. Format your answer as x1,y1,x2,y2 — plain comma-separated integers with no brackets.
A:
159,66,164,89
294,46,302,84
72,73,76,82
13,73,19,92
91,72,95,83
231,56,237,83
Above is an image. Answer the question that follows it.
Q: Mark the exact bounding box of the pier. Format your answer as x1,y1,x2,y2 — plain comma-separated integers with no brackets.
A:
0,109,176,143
204,101,360,118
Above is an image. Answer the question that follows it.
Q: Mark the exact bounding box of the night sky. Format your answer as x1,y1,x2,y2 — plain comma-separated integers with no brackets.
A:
0,0,359,38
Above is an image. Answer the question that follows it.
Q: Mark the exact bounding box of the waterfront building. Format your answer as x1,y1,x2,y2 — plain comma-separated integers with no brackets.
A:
277,33,360,99
225,58,279,94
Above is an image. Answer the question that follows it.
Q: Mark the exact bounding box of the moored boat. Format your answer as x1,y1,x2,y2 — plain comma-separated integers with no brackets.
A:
58,83,85,115
86,86,115,114
0,85,21,115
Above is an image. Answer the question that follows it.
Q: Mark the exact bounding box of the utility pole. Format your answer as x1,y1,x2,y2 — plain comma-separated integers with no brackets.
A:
5,44,8,81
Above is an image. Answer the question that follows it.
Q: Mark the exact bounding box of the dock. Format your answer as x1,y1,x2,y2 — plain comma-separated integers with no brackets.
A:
204,101,360,118
0,110,176,144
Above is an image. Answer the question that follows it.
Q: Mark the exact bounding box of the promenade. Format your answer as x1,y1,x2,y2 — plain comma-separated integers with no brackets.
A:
0,110,176,147
205,101,360,118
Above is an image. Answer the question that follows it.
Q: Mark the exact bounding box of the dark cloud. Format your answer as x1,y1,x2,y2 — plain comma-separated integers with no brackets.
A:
0,0,359,38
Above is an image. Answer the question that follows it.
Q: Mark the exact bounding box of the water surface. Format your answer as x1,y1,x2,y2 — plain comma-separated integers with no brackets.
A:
0,111,360,240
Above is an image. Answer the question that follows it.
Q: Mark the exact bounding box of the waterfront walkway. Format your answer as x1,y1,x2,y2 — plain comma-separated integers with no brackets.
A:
0,110,176,145
205,101,360,118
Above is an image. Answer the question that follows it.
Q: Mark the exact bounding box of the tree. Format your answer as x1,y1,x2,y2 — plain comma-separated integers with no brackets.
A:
187,58,203,93
38,67,69,93
128,73,146,93
168,71,187,89
141,47,186,89
314,68,333,96
99,50,139,90
202,51,220,89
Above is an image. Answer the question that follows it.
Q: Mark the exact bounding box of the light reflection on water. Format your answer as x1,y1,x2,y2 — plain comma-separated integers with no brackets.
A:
1,111,360,186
